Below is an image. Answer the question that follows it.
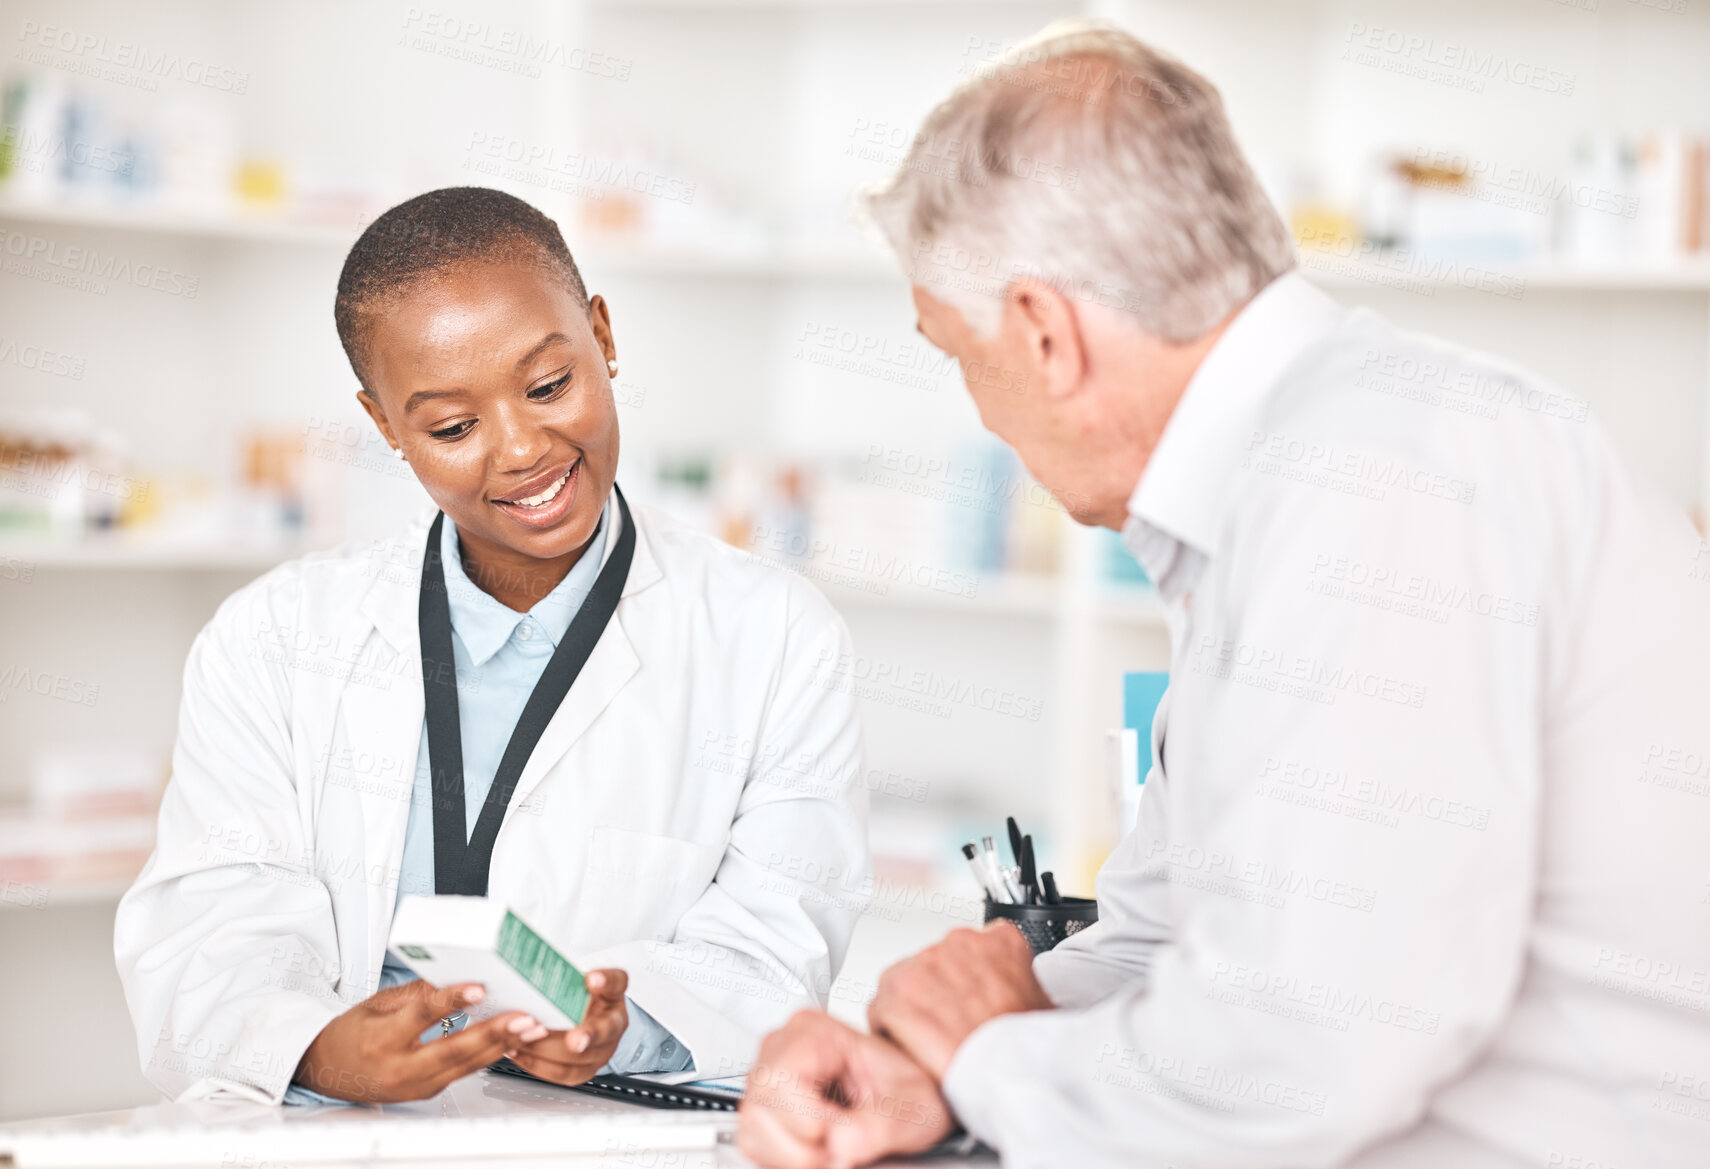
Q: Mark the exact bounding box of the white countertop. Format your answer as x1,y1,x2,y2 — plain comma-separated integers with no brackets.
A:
0,1070,996,1168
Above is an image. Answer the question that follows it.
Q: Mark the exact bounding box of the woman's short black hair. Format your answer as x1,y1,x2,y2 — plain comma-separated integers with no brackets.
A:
334,186,590,390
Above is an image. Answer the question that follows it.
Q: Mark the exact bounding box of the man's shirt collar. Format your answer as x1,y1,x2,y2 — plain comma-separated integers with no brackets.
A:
1124,272,1346,574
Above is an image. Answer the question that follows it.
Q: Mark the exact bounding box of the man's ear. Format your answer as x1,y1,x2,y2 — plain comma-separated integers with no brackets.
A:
1004,277,1087,399
355,389,398,451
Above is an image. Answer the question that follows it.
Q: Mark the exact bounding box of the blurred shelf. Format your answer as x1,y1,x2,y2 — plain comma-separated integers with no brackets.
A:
12,197,1701,294
1300,254,1710,293
0,535,1166,626
823,572,1059,618
591,0,1068,7
0,198,904,280
579,243,898,280
0,813,152,912
1092,586,1166,628
0,877,134,912
0,534,314,571
590,247,1710,290
822,574,1167,626
0,197,362,246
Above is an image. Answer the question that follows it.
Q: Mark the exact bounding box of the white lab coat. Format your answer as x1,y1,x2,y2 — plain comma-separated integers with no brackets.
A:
940,275,1710,1167
114,500,870,1103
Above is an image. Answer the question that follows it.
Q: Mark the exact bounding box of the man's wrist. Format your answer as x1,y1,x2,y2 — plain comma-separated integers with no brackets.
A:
937,1010,1022,1147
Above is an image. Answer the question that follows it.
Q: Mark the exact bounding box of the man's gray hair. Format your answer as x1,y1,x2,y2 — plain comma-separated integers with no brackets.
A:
861,22,1297,341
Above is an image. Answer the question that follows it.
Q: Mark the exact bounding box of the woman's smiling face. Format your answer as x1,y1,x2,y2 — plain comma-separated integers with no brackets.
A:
356,259,620,572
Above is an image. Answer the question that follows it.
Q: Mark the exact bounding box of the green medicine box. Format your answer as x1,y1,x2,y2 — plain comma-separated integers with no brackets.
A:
390,895,589,1029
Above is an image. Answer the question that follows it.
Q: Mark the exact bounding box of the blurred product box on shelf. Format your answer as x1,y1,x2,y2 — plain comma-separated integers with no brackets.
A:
0,743,164,898
1382,156,1551,263
239,430,306,536
0,66,372,227
0,812,156,889
30,742,165,822
1294,131,1710,269
1633,133,1707,258
626,440,1064,602
1106,671,1168,848
0,411,330,552
1,68,236,213
0,409,142,538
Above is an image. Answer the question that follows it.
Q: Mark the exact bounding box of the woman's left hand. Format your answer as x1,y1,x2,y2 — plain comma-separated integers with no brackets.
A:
503,968,630,1085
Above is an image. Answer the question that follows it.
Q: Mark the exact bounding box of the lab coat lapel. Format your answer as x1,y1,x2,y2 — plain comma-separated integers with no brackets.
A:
500,501,665,819
343,516,432,976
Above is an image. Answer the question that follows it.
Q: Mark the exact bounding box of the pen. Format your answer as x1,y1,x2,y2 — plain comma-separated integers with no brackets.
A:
1020,835,1038,904
982,835,1022,903
1041,871,1061,905
962,842,1002,902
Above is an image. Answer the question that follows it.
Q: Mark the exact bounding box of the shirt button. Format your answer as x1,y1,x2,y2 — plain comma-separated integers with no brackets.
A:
515,623,533,641
662,1040,676,1056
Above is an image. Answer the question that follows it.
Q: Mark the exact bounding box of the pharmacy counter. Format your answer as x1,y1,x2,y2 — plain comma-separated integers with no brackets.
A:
0,1068,997,1168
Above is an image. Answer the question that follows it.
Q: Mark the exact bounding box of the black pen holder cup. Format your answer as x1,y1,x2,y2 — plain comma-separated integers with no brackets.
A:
983,896,1098,955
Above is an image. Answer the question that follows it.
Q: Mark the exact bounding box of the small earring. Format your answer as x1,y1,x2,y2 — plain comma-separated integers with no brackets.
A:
607,359,618,375
393,446,405,461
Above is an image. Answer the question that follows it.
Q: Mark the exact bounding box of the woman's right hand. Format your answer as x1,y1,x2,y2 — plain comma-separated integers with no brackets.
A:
293,980,548,1103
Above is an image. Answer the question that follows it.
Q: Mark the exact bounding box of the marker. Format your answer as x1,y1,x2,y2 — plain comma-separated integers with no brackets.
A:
1020,835,1038,904
962,842,1001,902
1041,872,1061,905
1006,817,1027,899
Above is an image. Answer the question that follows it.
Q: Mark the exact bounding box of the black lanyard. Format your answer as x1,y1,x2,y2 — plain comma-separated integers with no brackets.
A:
419,484,635,897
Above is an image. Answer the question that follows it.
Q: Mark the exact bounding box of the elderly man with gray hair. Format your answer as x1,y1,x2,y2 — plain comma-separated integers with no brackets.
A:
735,21,1710,1169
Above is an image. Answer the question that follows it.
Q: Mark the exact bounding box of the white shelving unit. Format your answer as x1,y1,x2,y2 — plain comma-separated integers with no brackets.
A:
0,197,364,246
8,193,1710,287
0,534,315,571
5,0,1710,885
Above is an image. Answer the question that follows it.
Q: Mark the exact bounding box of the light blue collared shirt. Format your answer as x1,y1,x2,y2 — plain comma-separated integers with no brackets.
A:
287,501,690,1104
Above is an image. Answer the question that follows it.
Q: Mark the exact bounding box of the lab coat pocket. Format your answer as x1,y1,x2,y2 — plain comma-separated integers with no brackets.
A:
579,825,724,949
